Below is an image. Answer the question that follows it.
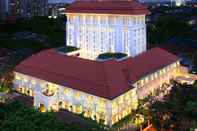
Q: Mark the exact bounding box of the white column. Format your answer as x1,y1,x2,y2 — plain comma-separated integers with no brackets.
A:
106,101,112,126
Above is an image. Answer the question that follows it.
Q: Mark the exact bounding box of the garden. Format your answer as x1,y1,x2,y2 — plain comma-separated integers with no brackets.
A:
57,46,79,53
148,81,197,130
98,52,127,60
0,101,105,131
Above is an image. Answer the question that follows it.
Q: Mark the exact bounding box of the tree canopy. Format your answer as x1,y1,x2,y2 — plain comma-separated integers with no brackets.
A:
0,101,103,131
149,82,197,130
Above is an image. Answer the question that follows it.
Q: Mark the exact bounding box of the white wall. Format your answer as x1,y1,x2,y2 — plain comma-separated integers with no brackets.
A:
66,14,147,59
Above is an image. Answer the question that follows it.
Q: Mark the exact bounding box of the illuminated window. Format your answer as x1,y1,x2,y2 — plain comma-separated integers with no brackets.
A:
24,78,28,82
75,104,82,114
167,66,170,71
99,99,106,107
154,73,158,78
162,69,166,74
119,97,123,104
123,16,129,25
160,70,163,75
145,77,149,83
15,75,21,80
125,94,130,101
97,107,106,115
112,101,117,108
137,81,141,87
75,92,81,100
32,80,36,85
64,88,69,95
151,75,154,80
87,95,93,102
141,79,144,85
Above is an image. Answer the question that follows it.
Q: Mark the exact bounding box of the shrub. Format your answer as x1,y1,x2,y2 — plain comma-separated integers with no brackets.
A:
98,52,127,59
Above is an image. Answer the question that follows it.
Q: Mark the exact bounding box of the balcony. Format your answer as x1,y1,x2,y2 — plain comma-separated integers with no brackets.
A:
39,89,58,105
42,89,55,97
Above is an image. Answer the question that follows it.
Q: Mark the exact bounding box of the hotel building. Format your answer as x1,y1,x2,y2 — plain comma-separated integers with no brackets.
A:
66,1,148,59
13,0,183,126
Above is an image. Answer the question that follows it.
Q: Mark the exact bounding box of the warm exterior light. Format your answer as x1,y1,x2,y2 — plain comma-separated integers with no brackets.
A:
39,105,46,113
12,0,187,127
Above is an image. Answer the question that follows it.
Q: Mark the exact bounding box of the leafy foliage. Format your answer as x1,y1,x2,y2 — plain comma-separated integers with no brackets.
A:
98,52,127,59
149,82,197,130
147,15,193,44
0,39,48,50
0,86,10,93
0,101,103,131
57,46,79,53
2,17,64,39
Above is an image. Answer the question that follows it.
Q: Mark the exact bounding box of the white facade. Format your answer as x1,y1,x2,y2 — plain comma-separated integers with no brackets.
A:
66,14,147,59
13,61,181,126
13,72,138,126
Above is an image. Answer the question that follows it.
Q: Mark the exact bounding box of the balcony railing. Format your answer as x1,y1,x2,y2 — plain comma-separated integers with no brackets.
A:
42,89,55,97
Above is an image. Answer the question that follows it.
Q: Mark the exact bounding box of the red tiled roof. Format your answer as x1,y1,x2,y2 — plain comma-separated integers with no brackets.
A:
15,49,128,99
15,48,179,99
121,47,179,82
66,0,149,15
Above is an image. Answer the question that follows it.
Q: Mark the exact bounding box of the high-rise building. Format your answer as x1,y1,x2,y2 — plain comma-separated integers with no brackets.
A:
8,0,17,22
48,0,71,19
139,0,187,6
0,0,9,20
16,0,48,18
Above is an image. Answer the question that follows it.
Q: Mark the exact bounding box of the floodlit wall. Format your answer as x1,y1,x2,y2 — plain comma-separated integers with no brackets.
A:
66,13,147,59
13,61,181,126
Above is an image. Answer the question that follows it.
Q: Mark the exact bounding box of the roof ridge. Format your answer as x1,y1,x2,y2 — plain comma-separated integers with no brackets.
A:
66,0,148,15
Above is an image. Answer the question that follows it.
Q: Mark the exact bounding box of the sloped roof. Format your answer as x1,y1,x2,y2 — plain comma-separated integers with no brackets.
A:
15,48,179,99
66,0,149,15
15,49,128,99
121,47,179,82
